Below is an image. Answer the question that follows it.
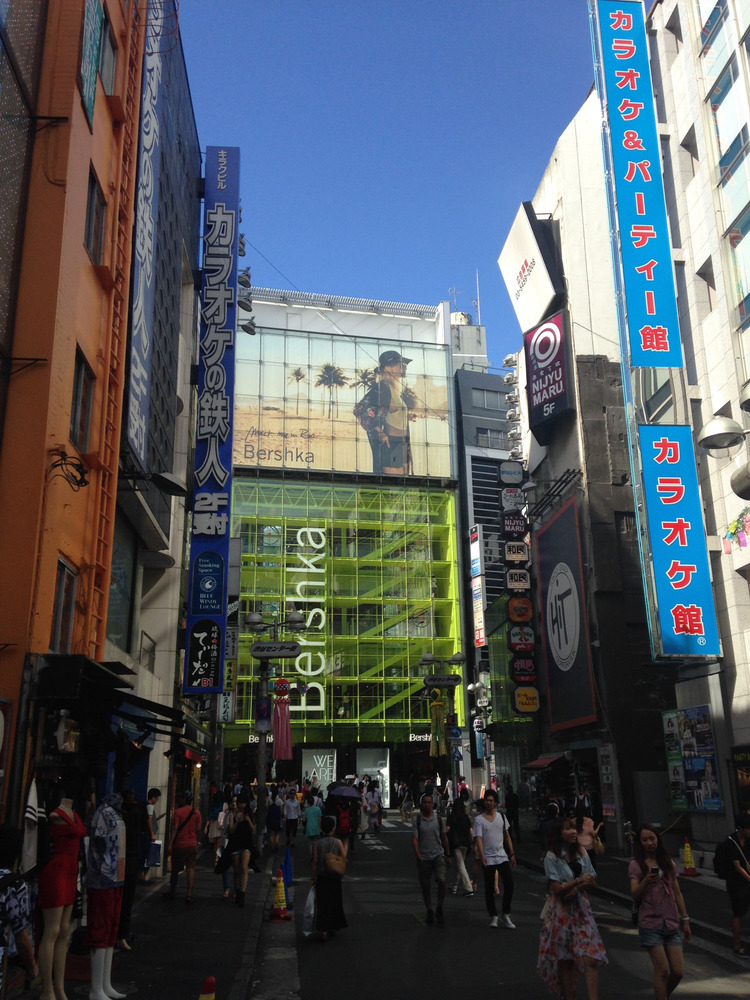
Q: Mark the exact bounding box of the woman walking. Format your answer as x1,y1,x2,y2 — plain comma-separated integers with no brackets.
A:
629,824,691,999
311,815,347,942
446,797,473,896
226,796,259,907
538,816,608,999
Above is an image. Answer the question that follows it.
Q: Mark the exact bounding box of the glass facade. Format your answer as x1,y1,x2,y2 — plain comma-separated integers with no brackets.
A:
230,480,463,746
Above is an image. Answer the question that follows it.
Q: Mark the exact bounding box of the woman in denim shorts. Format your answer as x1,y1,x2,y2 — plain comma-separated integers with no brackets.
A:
629,824,691,1000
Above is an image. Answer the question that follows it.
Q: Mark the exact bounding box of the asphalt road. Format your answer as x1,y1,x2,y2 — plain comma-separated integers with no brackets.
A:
275,820,750,1000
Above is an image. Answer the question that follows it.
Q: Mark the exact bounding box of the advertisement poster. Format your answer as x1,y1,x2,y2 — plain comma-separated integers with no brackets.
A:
234,330,452,478
663,706,722,813
536,497,597,731
731,746,750,814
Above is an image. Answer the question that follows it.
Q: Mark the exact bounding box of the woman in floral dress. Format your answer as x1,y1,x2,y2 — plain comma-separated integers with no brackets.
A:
538,816,608,999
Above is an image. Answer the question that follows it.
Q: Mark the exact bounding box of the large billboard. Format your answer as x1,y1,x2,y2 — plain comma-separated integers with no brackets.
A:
234,330,453,478
536,497,597,731
183,146,240,695
663,707,722,813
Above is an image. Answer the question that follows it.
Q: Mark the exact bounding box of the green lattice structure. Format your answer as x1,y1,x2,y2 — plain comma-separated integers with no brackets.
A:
225,480,463,746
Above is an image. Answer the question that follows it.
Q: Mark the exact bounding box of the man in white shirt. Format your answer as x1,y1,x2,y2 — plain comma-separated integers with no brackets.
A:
283,791,301,848
473,789,516,928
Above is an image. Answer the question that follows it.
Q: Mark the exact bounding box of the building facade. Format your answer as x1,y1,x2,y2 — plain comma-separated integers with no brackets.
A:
224,291,469,795
496,0,750,845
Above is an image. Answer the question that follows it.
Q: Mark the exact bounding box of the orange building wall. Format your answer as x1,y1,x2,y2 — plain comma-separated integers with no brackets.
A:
0,0,144,800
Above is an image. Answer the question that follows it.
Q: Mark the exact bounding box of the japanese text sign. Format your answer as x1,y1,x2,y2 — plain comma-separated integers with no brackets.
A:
638,425,720,656
593,1,683,367
184,146,240,694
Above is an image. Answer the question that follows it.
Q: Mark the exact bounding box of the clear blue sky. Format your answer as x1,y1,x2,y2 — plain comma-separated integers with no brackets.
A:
178,1,597,366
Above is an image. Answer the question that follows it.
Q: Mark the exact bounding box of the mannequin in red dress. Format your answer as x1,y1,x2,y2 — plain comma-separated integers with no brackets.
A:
37,797,86,1000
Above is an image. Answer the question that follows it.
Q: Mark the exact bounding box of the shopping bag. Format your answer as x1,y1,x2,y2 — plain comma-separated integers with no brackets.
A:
302,885,316,938
146,840,162,868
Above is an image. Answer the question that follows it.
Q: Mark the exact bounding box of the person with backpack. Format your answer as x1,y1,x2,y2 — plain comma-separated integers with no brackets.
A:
412,792,452,926
354,351,413,475
715,812,750,957
629,823,690,997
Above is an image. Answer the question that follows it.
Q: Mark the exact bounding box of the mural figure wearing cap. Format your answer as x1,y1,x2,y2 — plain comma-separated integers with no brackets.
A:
355,350,414,474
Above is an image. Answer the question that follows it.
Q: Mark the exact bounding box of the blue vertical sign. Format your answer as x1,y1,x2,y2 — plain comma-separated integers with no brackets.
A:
594,0,683,368
127,8,163,467
638,426,720,656
183,147,240,694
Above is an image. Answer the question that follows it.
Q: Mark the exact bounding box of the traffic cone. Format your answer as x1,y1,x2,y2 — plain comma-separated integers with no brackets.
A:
269,868,292,921
681,836,700,876
198,976,216,1000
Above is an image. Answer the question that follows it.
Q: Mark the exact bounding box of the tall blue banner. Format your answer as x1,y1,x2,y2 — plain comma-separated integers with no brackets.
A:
638,425,720,656
594,0,683,368
127,7,164,467
183,146,240,694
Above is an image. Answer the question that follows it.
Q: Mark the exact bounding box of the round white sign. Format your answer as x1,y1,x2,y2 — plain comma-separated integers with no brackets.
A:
546,561,580,672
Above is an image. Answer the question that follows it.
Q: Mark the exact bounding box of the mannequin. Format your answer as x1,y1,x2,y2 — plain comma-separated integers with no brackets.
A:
85,794,126,1000
37,794,86,1000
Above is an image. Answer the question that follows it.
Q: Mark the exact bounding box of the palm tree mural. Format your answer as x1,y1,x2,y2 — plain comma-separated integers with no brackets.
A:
354,368,377,391
288,367,307,415
315,364,350,417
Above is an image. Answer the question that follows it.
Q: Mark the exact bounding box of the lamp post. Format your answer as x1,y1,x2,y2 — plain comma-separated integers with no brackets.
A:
467,676,492,793
245,609,305,839
418,651,465,800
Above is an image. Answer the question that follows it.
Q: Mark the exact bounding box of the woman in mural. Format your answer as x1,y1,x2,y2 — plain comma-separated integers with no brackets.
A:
354,351,413,475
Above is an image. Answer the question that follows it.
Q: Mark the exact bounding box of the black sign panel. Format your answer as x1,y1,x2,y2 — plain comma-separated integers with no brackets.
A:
186,619,222,690
510,656,537,684
524,311,575,444
501,512,528,538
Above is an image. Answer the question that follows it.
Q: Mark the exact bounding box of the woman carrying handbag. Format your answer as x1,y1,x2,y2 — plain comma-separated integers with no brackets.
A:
310,815,347,942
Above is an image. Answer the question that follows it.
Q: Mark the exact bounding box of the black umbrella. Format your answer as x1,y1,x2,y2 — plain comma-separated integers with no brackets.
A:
327,784,360,798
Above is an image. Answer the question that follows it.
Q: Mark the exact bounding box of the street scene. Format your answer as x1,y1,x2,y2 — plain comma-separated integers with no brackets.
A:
6,1,750,999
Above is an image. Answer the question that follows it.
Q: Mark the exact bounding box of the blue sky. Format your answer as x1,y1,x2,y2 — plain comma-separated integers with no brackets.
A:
178,1,598,366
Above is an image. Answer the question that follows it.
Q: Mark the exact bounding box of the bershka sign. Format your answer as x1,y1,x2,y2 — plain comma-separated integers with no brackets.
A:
524,311,575,444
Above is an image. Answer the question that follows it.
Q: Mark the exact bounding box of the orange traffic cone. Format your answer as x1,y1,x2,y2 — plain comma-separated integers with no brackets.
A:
681,836,700,876
199,977,216,1000
269,868,292,921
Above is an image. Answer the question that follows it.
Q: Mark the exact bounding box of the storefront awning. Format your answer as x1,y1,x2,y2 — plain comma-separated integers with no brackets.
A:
35,654,134,701
115,690,184,725
524,754,564,769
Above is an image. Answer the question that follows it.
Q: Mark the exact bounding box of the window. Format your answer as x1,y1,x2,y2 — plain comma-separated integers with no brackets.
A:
70,349,94,452
471,387,505,410
50,560,77,653
727,203,750,327
476,427,508,449
98,11,116,94
711,56,750,223
700,0,733,88
84,169,106,264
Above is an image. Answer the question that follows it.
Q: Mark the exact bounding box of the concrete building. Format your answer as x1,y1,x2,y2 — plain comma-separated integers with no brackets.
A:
0,1,201,823
496,0,750,846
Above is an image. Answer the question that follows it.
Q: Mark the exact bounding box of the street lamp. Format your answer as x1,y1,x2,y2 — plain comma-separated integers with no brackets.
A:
244,609,306,837
418,651,465,796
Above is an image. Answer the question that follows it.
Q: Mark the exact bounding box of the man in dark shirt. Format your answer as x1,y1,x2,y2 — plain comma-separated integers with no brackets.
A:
726,812,750,956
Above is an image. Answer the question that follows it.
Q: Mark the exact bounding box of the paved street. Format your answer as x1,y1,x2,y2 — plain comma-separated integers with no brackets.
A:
57,817,750,1000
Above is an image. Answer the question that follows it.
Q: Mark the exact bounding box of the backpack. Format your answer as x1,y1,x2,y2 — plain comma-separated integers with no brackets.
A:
714,836,743,879
353,383,387,433
336,805,351,835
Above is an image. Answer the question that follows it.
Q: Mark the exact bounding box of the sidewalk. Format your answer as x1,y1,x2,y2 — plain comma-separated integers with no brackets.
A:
56,849,279,1000
512,810,738,952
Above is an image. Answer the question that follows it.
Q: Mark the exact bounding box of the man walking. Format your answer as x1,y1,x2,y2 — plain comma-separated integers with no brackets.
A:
473,789,516,928
412,793,451,926
724,812,750,956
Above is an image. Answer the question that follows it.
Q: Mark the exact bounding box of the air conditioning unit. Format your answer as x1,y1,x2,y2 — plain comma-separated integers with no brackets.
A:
503,353,517,367
508,427,522,440
504,372,518,385
505,391,519,404
506,409,520,422
509,447,523,460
